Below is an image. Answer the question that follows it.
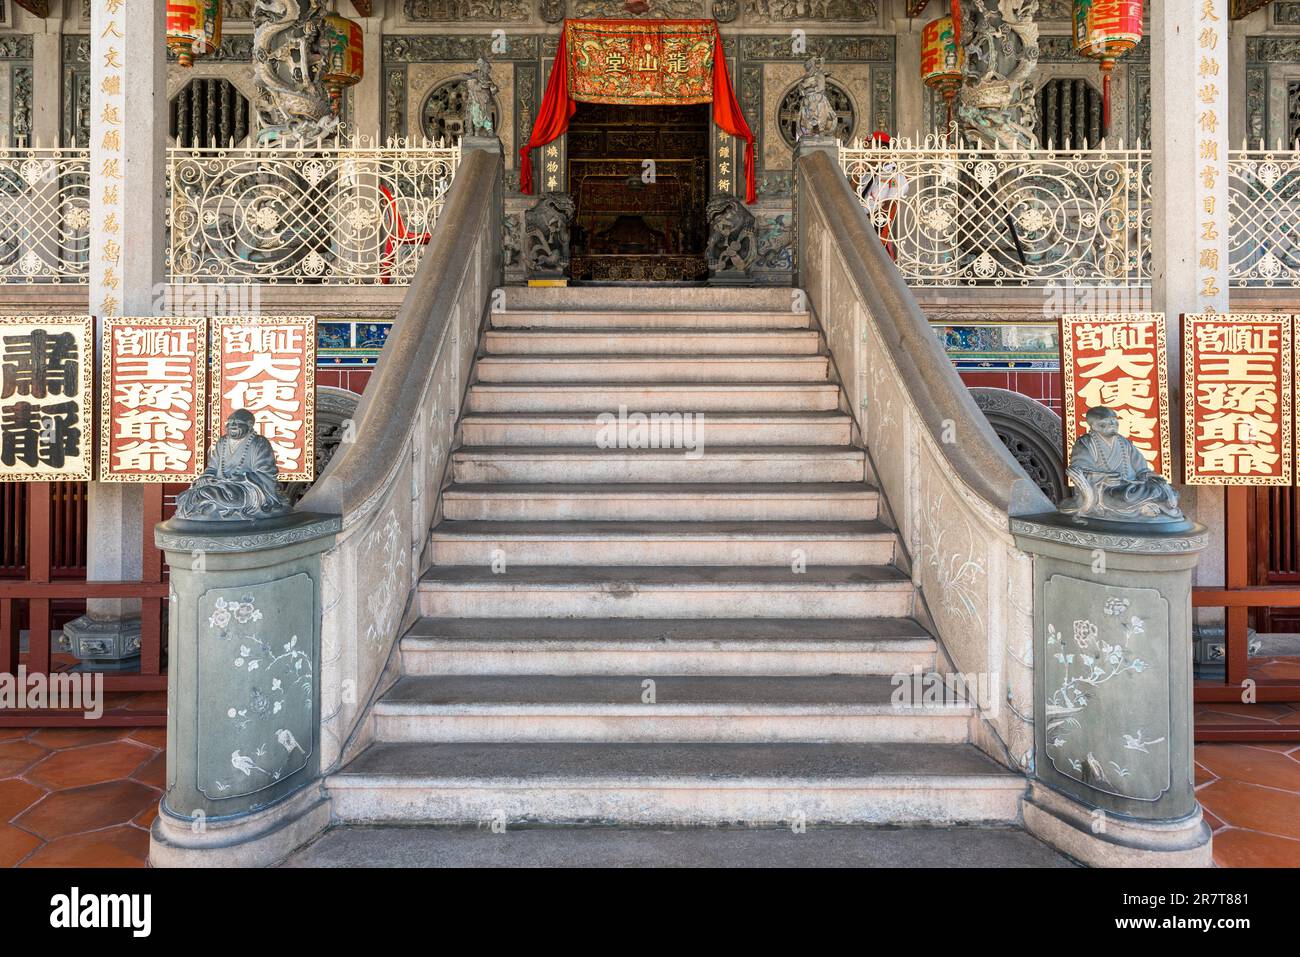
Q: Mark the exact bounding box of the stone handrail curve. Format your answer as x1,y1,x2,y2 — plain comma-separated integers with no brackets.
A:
298,147,502,771
797,147,1052,771
799,149,1051,518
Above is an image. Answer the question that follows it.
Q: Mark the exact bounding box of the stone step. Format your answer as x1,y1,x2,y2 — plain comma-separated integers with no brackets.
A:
371,675,970,744
428,520,895,566
484,329,823,357
416,565,915,619
284,822,1074,868
441,482,880,522
451,446,866,484
399,617,935,676
458,412,854,448
466,382,842,413
325,741,1027,826
501,285,799,312
490,310,812,330
474,355,831,383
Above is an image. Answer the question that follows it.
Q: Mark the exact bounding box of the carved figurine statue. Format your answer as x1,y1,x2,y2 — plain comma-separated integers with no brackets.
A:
955,0,1042,150
705,197,758,280
253,0,340,146
175,410,291,523
460,58,499,138
795,56,838,140
524,193,576,276
1057,406,1185,525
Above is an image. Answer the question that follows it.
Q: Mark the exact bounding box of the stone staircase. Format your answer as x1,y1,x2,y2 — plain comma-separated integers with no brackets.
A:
315,290,1053,859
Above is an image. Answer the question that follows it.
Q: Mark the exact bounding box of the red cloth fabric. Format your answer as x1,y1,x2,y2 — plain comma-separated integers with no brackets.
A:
519,26,576,199
519,19,756,204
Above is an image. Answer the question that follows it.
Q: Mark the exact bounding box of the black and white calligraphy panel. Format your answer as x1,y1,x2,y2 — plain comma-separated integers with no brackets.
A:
0,316,94,481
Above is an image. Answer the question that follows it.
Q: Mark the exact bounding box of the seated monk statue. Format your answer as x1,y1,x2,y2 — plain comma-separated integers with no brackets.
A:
175,409,291,523
1058,406,1184,525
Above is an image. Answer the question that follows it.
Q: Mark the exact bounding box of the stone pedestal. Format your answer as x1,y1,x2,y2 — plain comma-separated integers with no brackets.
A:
1011,514,1213,867
149,512,340,868
795,136,840,162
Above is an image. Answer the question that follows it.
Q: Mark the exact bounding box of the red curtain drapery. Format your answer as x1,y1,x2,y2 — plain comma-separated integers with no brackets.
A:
518,19,757,204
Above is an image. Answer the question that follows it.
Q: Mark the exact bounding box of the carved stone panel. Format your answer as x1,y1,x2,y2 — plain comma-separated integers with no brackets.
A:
1042,575,1171,803
743,0,878,22
197,575,316,801
405,0,531,20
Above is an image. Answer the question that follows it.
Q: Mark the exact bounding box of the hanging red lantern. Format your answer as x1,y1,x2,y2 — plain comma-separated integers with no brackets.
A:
1073,0,1143,138
165,0,222,69
321,13,365,114
921,16,964,130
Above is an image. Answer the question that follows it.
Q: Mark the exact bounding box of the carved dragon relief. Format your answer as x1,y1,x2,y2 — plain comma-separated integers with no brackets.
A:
253,0,340,145
956,0,1041,150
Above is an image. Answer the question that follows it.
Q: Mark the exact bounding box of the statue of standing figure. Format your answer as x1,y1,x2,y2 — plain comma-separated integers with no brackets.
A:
175,409,291,523
796,56,839,140
1058,407,1185,526
460,57,499,138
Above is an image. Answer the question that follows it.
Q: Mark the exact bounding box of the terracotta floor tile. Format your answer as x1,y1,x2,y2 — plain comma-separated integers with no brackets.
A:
29,727,128,750
26,740,154,790
0,729,29,741
129,751,165,789
0,740,49,777
1246,744,1296,753
0,823,41,867
133,801,158,830
20,825,149,868
1197,779,1300,841
1203,808,1226,831
1195,744,1300,793
14,779,159,841
1211,828,1300,868
1194,761,1216,786
122,692,167,712
0,778,46,822
127,728,167,749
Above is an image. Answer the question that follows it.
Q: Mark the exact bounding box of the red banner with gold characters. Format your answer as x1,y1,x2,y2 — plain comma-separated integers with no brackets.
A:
0,316,93,481
567,18,716,105
1061,313,1172,477
1183,313,1293,486
212,317,315,482
101,316,207,482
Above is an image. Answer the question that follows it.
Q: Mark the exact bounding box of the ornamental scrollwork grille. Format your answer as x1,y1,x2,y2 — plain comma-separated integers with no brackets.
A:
0,148,90,285
1228,146,1300,288
167,135,461,285
839,133,1150,288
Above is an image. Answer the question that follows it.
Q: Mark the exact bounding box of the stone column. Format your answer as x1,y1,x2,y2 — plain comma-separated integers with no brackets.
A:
63,0,168,669
1150,0,1229,624
31,27,61,148
354,16,383,140
1012,515,1213,866
150,515,339,867
893,18,925,141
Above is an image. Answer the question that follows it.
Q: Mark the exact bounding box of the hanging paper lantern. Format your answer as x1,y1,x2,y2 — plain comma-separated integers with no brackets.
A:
165,0,222,69
1073,0,1143,137
921,16,964,130
321,13,365,114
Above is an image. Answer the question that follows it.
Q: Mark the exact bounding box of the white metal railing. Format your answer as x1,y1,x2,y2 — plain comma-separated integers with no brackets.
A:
167,135,461,286
1229,144,1300,288
0,148,91,284
839,132,1150,288
842,133,1300,290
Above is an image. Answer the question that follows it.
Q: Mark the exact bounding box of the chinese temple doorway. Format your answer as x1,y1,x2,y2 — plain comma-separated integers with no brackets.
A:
566,102,711,283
